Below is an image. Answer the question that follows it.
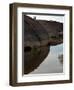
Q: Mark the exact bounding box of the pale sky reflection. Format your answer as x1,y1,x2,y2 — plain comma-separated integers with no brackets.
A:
30,44,63,74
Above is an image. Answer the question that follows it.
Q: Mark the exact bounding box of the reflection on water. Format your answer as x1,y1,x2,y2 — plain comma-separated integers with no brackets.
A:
30,44,63,74
24,46,49,74
58,54,63,64
24,44,63,74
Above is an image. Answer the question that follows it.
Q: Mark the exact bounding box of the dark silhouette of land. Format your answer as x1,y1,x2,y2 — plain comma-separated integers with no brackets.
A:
24,15,63,47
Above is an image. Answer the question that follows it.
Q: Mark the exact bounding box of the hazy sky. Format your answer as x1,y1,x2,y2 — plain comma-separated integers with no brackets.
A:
27,14,64,23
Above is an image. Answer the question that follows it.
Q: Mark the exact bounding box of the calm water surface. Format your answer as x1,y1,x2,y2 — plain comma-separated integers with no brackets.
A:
30,44,63,74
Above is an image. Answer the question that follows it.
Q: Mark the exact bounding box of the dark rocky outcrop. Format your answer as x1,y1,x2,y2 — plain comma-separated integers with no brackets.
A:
24,15,63,48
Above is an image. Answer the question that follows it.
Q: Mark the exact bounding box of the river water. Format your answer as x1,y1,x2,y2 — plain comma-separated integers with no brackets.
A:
30,44,63,74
